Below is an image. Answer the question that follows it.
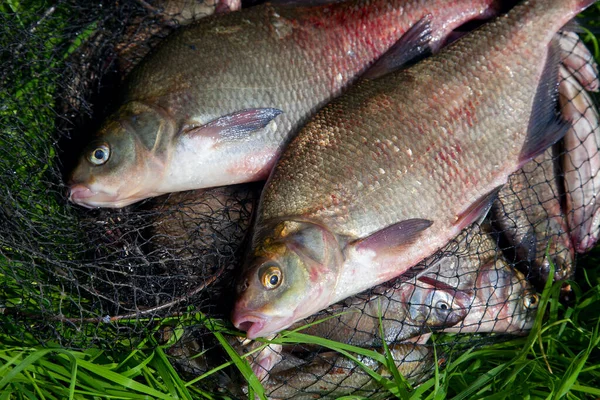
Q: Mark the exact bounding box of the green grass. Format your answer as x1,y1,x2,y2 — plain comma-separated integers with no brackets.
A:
0,253,598,399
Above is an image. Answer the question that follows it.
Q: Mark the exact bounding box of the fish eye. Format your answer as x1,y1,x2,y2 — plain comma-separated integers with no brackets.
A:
259,263,282,290
436,300,450,311
523,291,539,309
88,143,110,166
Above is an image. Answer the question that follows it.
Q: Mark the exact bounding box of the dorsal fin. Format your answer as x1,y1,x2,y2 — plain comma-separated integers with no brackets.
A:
518,39,569,166
362,16,433,80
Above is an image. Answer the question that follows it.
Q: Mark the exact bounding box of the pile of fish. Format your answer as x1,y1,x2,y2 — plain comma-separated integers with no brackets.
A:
65,0,600,397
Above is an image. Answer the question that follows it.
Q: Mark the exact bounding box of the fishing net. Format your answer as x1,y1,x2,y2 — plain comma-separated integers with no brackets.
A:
1,1,598,398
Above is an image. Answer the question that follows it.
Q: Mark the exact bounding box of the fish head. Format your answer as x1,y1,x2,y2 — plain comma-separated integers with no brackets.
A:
68,103,173,208
470,259,539,333
232,220,344,339
408,276,472,329
536,233,576,284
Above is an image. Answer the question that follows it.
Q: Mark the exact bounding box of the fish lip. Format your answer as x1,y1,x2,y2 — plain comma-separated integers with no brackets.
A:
68,184,139,208
68,185,99,208
232,312,267,340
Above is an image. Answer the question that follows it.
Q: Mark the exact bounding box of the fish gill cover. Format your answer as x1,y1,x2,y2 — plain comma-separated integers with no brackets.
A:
0,0,599,398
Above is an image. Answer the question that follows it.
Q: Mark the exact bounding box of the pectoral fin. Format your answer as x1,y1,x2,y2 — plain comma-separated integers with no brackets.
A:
353,219,433,254
455,187,501,230
182,108,283,143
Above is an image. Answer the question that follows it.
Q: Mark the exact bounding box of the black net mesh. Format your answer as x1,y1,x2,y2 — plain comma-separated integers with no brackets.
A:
1,1,599,398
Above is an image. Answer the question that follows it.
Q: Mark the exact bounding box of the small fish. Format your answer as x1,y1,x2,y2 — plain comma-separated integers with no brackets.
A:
490,147,575,288
436,258,539,334
68,0,502,208
262,343,437,400
233,0,594,339
560,64,600,253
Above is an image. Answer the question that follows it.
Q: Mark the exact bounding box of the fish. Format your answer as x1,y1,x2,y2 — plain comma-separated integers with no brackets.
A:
233,0,595,339
490,147,576,288
436,258,539,334
261,343,437,400
68,0,503,208
490,33,598,284
559,65,600,253
115,0,243,74
256,260,536,399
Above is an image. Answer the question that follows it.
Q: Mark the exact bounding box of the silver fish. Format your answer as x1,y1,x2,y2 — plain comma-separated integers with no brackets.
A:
559,31,599,92
233,0,593,339
293,273,472,347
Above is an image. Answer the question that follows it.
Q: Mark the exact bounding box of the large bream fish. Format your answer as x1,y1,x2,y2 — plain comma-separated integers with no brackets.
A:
68,0,502,208
233,0,596,339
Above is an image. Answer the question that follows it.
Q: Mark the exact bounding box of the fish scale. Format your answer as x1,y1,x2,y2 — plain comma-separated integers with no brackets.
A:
259,0,575,239
234,0,597,340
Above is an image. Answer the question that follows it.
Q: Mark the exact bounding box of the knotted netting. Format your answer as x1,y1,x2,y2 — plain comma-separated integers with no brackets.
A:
1,1,599,398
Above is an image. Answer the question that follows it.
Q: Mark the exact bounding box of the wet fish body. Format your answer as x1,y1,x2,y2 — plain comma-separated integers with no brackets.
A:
247,226,536,384
233,0,595,339
558,31,599,93
490,147,575,288
69,0,502,208
297,227,537,341
295,270,472,347
560,64,600,253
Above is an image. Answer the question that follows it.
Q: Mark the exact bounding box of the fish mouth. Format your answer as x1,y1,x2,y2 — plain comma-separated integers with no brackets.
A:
68,184,141,208
232,309,294,340
232,311,268,340
68,185,100,208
